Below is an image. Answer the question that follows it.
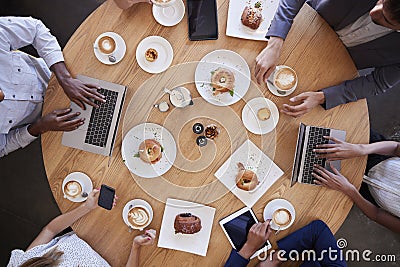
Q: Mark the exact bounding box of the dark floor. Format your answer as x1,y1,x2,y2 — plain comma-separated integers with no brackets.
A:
1,1,399,266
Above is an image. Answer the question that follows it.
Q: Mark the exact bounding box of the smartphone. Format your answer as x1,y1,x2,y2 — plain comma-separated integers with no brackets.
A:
187,0,218,41
98,184,115,210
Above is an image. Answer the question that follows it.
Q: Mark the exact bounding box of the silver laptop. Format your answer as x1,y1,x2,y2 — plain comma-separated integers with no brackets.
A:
291,123,346,186
62,75,126,156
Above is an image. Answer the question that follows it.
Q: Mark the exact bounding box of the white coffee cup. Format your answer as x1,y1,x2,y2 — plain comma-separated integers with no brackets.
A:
126,200,153,231
269,65,298,95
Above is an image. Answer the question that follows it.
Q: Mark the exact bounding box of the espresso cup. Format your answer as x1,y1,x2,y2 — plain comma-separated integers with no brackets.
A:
271,65,297,95
96,35,117,55
127,200,153,230
151,0,176,7
272,208,292,228
63,180,83,198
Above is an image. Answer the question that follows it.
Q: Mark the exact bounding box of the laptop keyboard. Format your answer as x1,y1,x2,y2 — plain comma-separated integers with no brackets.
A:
84,88,118,147
301,126,331,184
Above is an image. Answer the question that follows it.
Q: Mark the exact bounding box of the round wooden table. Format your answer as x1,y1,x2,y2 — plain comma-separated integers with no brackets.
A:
42,1,369,266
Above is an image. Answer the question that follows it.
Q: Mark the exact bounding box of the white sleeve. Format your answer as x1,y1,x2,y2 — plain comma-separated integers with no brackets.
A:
0,16,64,67
0,125,38,157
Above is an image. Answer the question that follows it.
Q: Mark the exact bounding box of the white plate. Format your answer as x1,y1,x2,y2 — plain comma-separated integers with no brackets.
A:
152,0,185,27
93,32,126,65
242,97,279,135
157,198,216,256
226,0,280,41
121,123,177,178
136,36,173,74
214,140,284,207
122,199,154,230
62,172,93,203
263,198,296,231
195,49,250,106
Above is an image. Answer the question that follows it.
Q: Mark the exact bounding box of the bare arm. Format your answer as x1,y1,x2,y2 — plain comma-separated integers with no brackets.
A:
26,190,114,250
113,0,151,10
313,164,400,233
346,186,400,233
126,230,156,267
360,141,400,157
315,136,400,160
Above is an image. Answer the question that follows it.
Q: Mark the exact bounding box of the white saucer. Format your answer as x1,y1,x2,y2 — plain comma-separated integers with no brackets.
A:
266,65,297,97
136,36,173,74
152,0,185,27
62,172,93,203
242,97,279,135
122,199,154,231
93,32,126,65
263,199,296,231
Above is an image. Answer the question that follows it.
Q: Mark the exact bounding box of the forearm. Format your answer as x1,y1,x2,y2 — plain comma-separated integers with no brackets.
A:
266,0,306,39
50,61,72,88
126,244,141,267
346,187,400,233
27,203,93,250
45,204,92,235
0,126,37,157
360,141,400,157
114,0,134,9
322,65,400,110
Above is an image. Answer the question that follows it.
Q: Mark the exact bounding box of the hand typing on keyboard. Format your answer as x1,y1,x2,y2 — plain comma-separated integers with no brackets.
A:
314,136,363,161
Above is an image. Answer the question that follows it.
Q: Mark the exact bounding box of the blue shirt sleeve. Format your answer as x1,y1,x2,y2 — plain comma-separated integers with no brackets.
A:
224,249,250,267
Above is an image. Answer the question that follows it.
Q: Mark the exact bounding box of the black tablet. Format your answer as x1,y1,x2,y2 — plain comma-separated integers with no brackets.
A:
219,207,271,259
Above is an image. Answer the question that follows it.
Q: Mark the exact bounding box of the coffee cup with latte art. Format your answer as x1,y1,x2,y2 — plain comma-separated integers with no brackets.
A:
272,208,292,228
96,35,117,55
63,180,83,198
272,65,297,95
127,202,153,230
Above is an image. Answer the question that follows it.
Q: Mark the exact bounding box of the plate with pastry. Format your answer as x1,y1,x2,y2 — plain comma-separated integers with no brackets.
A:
214,140,283,207
121,122,177,178
195,49,250,106
136,36,173,74
226,0,280,41
242,97,279,135
158,198,216,256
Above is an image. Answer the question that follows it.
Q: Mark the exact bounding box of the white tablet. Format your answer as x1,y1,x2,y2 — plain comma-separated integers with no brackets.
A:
219,207,271,259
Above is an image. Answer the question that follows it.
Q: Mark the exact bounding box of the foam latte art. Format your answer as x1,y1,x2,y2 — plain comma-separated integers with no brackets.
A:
273,208,291,227
128,208,149,226
64,181,82,197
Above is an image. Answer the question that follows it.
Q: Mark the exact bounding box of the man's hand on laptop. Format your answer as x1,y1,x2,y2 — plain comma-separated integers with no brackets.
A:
28,108,84,136
281,91,325,118
313,136,364,160
239,220,272,259
50,62,105,110
60,77,106,110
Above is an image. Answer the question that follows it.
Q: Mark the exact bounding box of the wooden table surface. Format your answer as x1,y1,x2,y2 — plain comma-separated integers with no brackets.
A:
42,1,369,266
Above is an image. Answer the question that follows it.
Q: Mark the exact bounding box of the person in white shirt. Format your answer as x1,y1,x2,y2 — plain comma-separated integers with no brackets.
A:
0,16,106,157
312,136,400,233
7,190,157,267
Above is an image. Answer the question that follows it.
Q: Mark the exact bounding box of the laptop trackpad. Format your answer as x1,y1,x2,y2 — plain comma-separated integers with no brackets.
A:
69,102,92,131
